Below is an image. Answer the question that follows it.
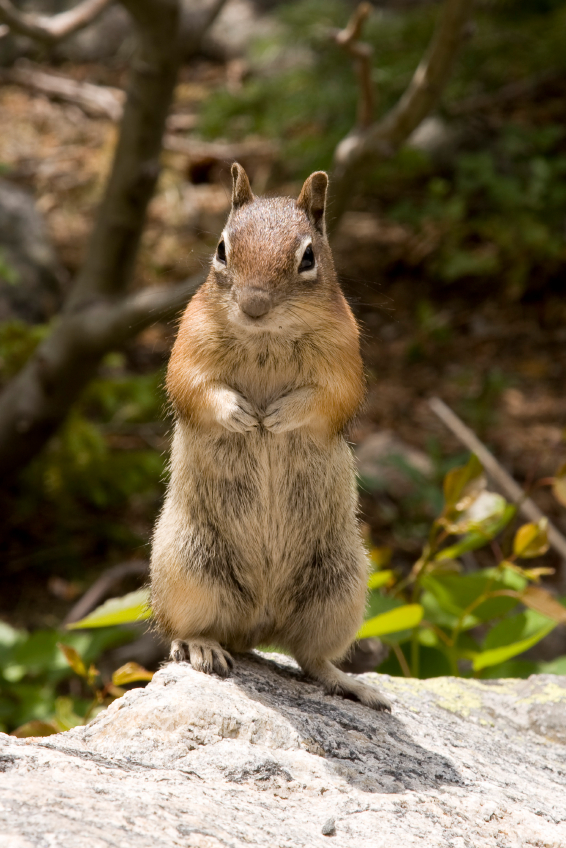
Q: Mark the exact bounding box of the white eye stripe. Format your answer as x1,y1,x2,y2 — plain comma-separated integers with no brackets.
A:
299,266,317,281
212,230,230,271
295,237,317,277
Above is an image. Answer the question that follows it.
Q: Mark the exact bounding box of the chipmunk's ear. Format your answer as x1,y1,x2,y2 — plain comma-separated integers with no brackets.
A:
231,162,254,209
297,171,328,235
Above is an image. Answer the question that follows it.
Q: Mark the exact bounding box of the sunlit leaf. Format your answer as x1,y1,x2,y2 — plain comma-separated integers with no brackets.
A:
443,454,484,510
513,519,549,559
552,463,566,508
53,696,85,731
66,589,151,629
57,643,87,678
11,720,59,738
473,609,556,671
422,566,525,623
521,586,566,623
368,570,394,590
112,662,154,686
436,504,516,560
442,491,507,535
357,604,423,639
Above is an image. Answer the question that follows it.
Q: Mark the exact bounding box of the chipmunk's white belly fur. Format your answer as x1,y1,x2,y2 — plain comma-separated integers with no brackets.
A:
150,419,368,656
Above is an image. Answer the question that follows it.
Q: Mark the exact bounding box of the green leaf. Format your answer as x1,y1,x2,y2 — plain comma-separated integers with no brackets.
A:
442,491,507,535
420,589,475,630
443,454,484,510
473,610,556,671
53,696,85,732
422,566,525,623
12,720,59,738
436,504,516,560
368,570,394,590
357,604,423,639
66,589,151,629
112,662,154,686
57,643,87,678
513,519,550,559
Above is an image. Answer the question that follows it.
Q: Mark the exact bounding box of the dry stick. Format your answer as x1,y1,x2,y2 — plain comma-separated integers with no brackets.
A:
0,0,112,44
429,396,566,562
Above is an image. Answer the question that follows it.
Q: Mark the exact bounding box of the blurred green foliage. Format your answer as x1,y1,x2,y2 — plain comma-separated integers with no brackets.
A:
1,323,167,575
0,621,133,734
364,455,566,679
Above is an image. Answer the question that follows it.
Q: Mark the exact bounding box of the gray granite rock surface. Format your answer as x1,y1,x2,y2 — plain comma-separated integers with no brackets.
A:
1,653,565,847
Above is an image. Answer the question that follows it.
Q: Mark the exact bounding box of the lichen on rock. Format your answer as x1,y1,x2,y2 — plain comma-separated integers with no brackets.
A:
0,653,565,847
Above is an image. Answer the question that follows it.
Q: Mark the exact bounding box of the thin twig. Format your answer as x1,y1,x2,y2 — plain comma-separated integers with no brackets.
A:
429,396,566,562
333,2,374,129
392,643,412,678
329,0,471,234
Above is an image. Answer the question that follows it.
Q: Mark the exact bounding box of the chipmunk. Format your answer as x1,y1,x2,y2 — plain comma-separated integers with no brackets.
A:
150,163,391,712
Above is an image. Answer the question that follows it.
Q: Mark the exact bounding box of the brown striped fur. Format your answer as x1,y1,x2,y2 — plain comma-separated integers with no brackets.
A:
150,164,391,711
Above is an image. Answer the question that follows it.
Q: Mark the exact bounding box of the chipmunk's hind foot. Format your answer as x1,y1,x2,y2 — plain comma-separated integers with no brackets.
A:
301,657,392,712
170,638,234,678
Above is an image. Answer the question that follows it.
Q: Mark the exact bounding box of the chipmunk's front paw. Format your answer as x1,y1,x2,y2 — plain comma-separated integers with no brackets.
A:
216,389,259,433
262,402,290,434
263,388,314,434
170,638,234,678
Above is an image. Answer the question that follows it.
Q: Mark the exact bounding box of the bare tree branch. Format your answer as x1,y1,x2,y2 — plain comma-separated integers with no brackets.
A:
0,0,228,480
328,0,471,234
429,396,566,562
333,2,374,129
0,272,204,479
0,0,112,44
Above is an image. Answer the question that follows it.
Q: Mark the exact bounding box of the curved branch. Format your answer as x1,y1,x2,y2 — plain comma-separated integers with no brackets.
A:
0,0,112,44
329,0,471,233
0,274,203,479
333,2,374,129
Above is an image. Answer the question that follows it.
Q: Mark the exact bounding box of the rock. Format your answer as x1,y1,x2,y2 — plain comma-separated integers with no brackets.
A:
0,180,65,323
1,653,565,846
355,430,433,500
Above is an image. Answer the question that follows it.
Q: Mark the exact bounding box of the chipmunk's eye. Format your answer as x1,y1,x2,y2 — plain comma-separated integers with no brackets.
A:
299,243,315,272
216,239,227,265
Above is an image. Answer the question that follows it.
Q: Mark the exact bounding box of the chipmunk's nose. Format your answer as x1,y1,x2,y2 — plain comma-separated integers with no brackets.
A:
238,287,272,319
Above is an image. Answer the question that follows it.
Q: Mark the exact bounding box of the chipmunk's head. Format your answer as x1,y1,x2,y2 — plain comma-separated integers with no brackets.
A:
208,163,337,333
